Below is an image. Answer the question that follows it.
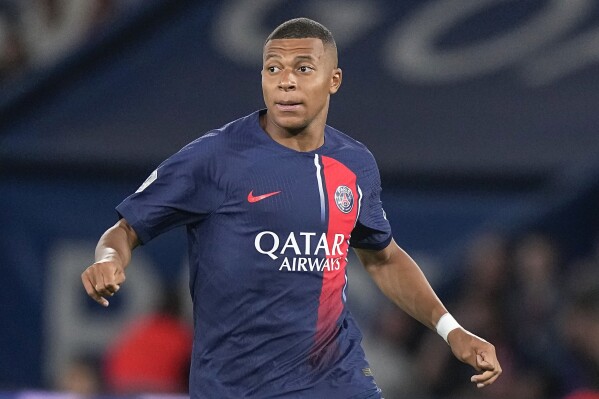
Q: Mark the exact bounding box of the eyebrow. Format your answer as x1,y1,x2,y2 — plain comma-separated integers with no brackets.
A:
263,53,319,63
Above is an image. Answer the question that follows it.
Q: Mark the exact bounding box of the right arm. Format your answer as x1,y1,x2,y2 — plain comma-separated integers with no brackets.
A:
82,131,224,306
81,218,139,307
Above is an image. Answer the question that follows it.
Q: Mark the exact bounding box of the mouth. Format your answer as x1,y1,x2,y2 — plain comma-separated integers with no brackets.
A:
275,101,302,112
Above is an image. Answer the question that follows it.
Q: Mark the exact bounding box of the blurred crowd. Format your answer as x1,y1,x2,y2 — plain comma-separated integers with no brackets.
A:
358,230,599,399
0,0,141,85
57,285,193,396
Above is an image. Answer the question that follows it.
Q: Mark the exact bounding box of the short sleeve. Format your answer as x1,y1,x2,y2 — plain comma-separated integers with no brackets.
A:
116,132,226,244
349,152,392,250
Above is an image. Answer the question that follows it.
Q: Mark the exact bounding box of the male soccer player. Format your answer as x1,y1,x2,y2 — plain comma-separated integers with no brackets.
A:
82,18,501,398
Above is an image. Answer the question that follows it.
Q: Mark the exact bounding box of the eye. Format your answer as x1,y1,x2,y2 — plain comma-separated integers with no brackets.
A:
267,66,280,73
298,66,313,73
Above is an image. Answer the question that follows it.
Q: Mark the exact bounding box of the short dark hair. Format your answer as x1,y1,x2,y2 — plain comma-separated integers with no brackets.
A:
265,18,337,50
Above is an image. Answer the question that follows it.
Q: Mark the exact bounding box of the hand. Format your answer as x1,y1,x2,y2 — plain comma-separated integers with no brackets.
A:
81,260,126,307
447,328,502,388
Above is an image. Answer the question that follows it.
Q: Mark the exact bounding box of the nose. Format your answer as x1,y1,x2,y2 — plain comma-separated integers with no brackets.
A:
278,69,296,91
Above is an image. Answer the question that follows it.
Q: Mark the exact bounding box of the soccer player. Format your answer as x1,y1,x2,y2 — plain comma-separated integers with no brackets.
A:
81,18,501,398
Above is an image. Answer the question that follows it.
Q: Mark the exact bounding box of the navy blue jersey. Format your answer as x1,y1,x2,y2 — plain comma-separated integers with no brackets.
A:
116,110,392,399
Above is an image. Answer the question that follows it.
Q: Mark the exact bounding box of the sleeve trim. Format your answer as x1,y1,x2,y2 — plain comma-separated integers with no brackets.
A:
350,235,392,251
115,202,152,245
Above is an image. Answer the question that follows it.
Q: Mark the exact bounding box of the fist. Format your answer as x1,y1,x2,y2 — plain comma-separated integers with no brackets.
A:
81,260,126,307
448,328,502,388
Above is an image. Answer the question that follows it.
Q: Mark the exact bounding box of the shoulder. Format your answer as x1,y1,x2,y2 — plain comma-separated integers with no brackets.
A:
176,111,260,161
325,125,379,168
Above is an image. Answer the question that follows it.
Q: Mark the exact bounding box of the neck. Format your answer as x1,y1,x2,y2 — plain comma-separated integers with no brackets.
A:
269,129,325,152
259,112,326,152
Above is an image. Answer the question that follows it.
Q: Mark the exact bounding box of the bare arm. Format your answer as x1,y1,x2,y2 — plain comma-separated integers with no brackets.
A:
354,238,447,330
354,238,502,388
81,218,139,307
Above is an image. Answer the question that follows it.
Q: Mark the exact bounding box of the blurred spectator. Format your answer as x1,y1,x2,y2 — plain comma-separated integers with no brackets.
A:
0,1,28,83
362,302,422,398
569,234,599,273
55,354,102,395
559,263,599,396
413,231,547,398
506,232,571,397
103,284,193,394
564,390,599,399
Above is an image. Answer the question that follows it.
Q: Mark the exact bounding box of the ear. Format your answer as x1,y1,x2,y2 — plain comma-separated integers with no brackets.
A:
329,68,342,94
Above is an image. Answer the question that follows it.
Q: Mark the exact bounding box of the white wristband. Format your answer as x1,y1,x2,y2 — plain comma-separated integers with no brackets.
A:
436,313,461,344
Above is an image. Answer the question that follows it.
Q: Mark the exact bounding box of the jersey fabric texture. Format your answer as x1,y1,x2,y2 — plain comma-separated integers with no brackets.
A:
116,110,393,399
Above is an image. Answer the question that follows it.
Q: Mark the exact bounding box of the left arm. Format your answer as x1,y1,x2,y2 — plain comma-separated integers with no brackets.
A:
354,238,502,388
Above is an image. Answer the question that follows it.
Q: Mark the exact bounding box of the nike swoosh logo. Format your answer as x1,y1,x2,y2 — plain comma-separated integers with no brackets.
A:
247,190,281,203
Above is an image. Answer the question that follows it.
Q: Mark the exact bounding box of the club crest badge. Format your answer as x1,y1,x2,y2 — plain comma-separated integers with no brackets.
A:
334,185,354,213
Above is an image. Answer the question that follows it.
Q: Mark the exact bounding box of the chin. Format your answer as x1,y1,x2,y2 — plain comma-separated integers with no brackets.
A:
272,114,308,132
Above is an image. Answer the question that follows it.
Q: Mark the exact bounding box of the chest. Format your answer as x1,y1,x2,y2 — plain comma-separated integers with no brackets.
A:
222,153,361,236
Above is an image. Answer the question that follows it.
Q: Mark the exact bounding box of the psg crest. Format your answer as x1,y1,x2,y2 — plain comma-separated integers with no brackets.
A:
334,185,354,213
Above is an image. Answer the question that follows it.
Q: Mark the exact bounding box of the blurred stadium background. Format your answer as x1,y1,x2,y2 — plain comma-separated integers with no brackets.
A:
1,0,599,398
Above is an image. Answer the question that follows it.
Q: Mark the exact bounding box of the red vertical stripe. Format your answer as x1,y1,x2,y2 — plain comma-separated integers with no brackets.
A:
314,156,359,346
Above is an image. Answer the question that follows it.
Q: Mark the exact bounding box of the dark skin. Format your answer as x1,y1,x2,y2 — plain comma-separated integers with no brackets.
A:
82,37,501,390
260,37,341,151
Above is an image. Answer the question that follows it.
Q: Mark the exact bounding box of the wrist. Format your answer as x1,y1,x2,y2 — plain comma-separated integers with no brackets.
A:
95,254,124,269
436,312,461,344
96,248,122,263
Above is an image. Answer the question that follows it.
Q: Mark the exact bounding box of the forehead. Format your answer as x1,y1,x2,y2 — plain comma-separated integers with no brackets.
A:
263,38,327,61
